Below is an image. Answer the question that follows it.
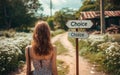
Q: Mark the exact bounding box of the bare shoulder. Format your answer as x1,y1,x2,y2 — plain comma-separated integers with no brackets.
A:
53,45,57,51
52,45,57,54
53,45,56,48
25,45,32,54
25,45,32,50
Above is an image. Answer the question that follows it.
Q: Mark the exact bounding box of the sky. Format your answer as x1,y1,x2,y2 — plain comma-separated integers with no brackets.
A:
39,0,83,16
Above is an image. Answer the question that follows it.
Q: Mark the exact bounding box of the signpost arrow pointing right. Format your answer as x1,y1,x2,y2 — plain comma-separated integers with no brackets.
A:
66,20,93,28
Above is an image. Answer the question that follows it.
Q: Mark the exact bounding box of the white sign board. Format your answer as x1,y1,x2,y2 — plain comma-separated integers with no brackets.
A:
66,20,93,28
68,32,89,38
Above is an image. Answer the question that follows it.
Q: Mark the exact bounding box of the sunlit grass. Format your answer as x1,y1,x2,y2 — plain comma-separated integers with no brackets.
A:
54,40,68,55
68,37,105,72
57,60,69,75
51,29,65,37
54,40,69,75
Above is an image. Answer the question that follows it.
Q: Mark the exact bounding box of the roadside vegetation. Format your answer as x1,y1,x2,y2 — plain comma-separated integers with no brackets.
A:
54,40,69,75
0,31,32,74
51,29,65,37
0,29,65,75
69,34,120,75
57,60,69,75
54,40,68,55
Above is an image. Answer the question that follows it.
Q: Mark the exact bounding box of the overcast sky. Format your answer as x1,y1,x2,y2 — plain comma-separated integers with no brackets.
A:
39,0,83,16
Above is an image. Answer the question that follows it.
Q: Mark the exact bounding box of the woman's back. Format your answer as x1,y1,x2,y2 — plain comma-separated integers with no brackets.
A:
27,45,56,75
25,21,57,75
32,59,52,75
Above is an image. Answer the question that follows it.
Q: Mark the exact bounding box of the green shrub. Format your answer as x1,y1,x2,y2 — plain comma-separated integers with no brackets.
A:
69,34,120,75
51,29,65,37
0,32,32,74
54,40,68,55
0,30,16,38
57,60,69,75
103,42,120,75
47,17,54,30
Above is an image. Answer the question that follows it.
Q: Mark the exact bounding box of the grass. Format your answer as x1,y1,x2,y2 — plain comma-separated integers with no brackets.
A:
54,40,69,75
57,60,69,75
54,40,68,55
68,37,76,47
68,37,106,72
51,29,65,37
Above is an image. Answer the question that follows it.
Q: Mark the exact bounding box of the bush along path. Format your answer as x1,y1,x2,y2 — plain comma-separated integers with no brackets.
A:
58,33,107,75
0,32,32,75
9,33,66,75
9,32,107,75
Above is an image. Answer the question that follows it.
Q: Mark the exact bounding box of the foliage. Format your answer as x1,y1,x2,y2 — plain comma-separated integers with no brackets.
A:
80,0,99,11
78,0,99,11
47,17,54,30
75,0,120,17
80,0,120,11
54,40,68,55
0,29,16,37
57,60,69,75
0,29,65,74
103,42,120,75
69,34,120,75
54,8,76,30
51,29,65,37
0,32,32,74
0,0,42,29
24,0,43,15
109,0,120,5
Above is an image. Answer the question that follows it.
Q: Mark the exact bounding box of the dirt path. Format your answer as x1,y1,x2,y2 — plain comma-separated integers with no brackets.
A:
58,32,107,75
10,32,107,75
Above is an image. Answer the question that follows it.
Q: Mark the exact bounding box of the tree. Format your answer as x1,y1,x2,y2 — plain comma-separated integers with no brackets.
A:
107,0,120,10
109,0,120,5
0,0,43,29
75,0,120,18
54,8,76,30
24,0,43,16
47,17,54,30
78,0,99,11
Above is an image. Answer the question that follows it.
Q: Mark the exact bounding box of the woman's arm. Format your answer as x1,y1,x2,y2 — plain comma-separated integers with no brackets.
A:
25,46,31,75
52,46,58,75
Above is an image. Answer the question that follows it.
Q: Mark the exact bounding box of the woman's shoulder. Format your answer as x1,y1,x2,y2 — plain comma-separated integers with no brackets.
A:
52,45,57,51
51,45,57,54
25,45,32,54
53,45,56,48
25,45,32,50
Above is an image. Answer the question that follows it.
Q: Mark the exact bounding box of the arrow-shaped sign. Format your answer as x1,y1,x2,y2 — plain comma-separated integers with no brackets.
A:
66,20,93,28
68,32,89,39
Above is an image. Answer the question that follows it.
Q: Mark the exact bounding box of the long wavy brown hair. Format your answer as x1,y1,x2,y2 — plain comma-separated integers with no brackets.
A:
32,21,53,56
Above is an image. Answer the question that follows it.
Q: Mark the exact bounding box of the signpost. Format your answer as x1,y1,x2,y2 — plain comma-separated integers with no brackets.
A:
68,32,89,39
66,20,93,75
66,20,93,28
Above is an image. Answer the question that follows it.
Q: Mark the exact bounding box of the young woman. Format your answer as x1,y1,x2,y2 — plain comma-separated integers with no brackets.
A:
25,21,58,75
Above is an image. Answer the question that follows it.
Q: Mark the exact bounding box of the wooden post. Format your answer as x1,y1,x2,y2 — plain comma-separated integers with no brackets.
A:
76,28,79,75
100,0,105,34
66,19,93,75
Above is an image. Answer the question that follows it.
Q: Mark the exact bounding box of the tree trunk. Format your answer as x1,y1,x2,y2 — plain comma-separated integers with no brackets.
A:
3,3,11,29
